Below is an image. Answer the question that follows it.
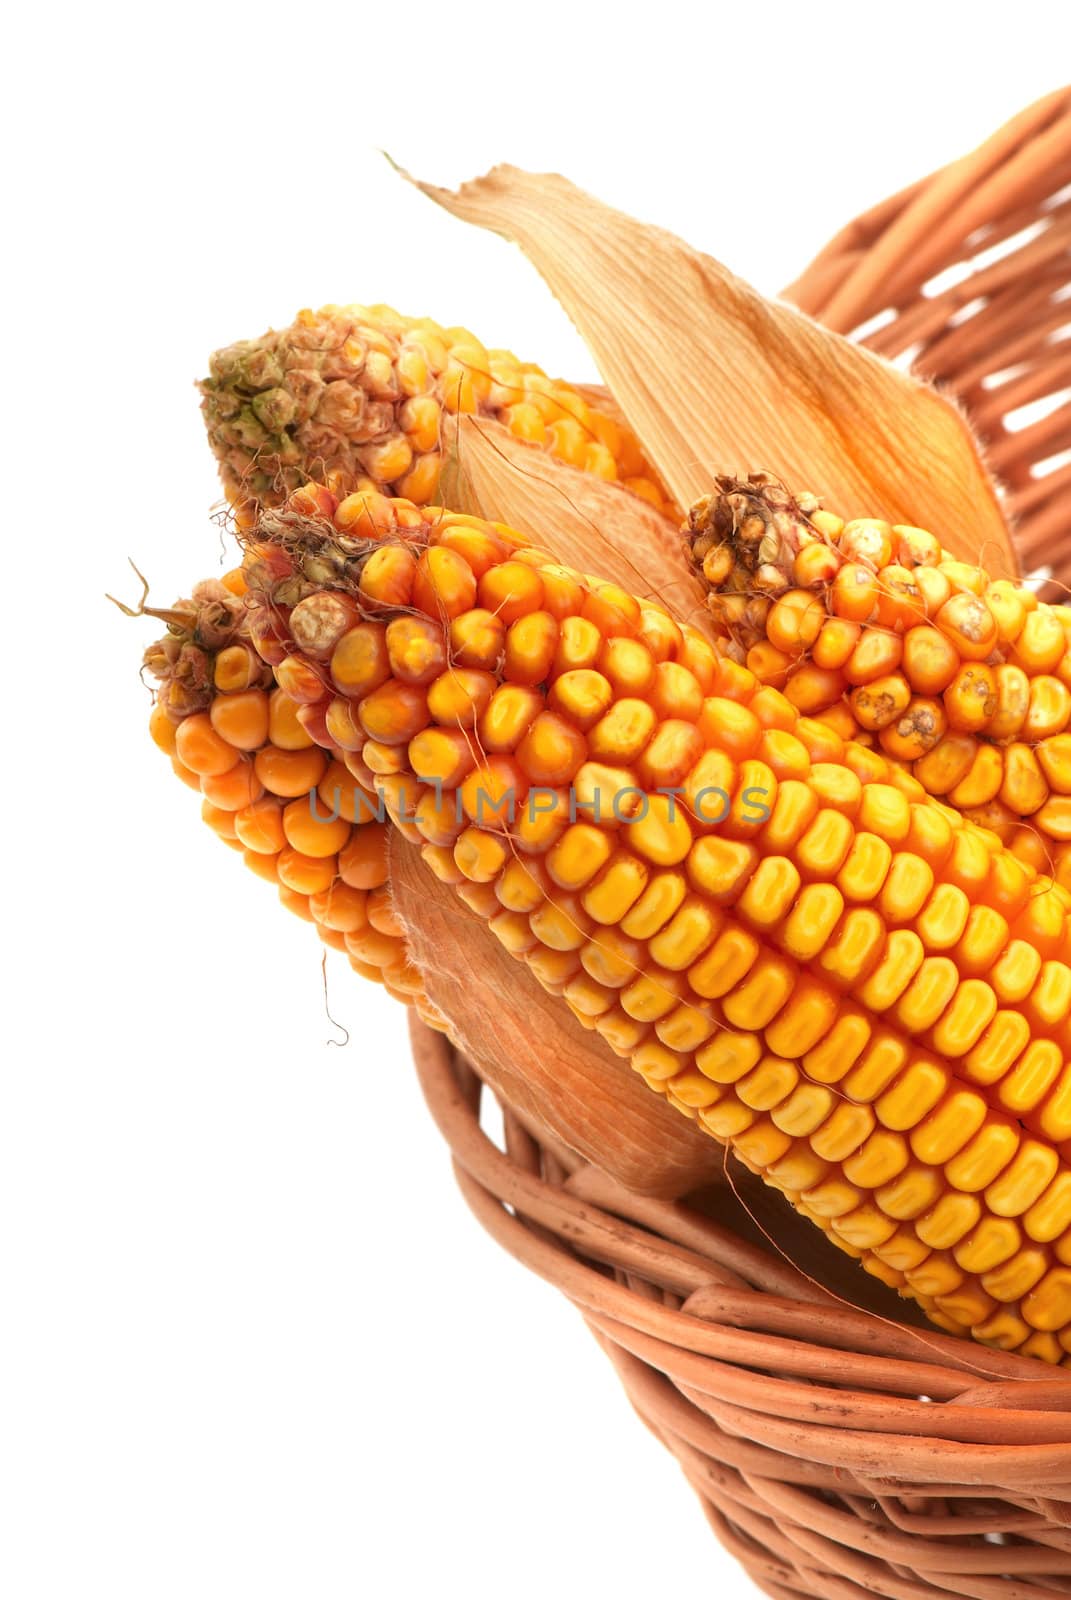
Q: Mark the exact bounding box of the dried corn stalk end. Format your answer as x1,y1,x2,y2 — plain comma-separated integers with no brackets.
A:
141,569,443,1028
200,304,675,527
686,473,822,650
217,483,1071,1362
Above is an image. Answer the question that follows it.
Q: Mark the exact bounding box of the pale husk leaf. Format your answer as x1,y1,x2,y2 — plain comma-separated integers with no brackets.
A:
440,413,708,627
389,834,729,1198
414,166,1018,577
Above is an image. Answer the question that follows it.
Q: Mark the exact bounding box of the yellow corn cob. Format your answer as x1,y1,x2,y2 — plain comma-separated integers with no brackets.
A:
143,573,442,1025
688,477,1071,875
200,304,675,524
223,483,1071,1363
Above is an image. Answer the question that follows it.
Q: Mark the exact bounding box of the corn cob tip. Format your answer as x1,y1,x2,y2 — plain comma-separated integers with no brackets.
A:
199,303,674,525
686,474,820,585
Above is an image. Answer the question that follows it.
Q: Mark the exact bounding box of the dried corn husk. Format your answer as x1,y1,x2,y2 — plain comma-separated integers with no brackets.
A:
413,164,1017,577
390,836,728,1197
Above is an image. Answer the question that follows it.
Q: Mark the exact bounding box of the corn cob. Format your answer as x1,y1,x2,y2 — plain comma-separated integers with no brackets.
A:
215,483,1071,1363
143,575,442,1026
200,304,674,524
687,476,1071,878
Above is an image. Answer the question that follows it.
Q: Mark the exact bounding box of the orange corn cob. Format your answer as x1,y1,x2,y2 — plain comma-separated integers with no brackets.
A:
144,578,441,1025
687,477,1071,876
200,304,674,524
220,484,1071,1363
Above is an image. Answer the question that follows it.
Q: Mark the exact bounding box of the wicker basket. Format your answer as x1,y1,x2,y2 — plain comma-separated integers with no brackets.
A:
407,91,1071,1600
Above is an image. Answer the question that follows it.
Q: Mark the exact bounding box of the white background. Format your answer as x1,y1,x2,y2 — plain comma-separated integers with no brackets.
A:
4,6,1065,1596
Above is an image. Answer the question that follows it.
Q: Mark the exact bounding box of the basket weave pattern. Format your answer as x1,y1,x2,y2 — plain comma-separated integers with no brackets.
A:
787,87,1071,593
412,1022,1071,1600
407,91,1071,1600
